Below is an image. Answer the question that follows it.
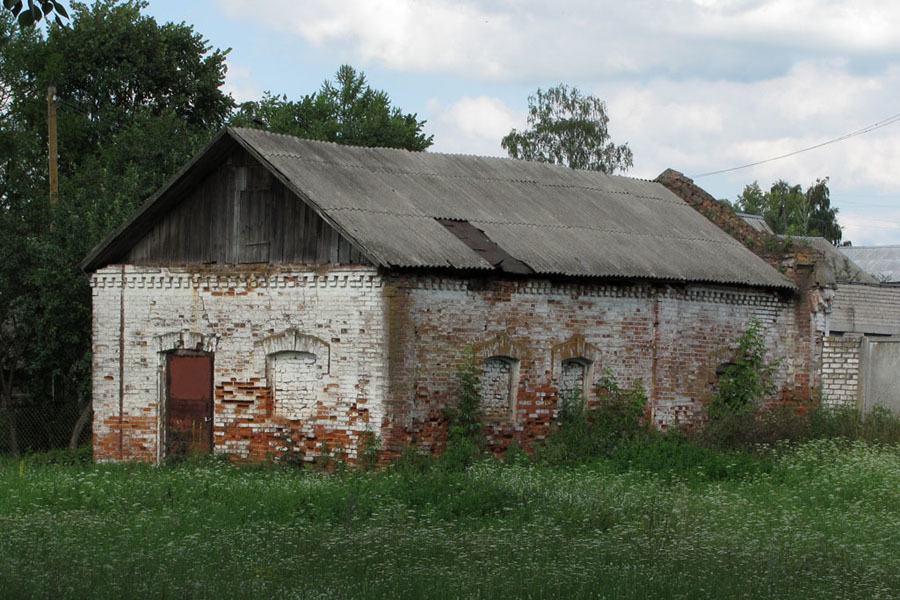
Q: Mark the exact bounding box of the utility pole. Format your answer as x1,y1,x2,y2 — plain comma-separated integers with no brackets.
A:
47,85,58,206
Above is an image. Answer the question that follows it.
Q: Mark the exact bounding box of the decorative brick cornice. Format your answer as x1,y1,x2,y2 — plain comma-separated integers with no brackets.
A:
396,275,785,307
91,267,383,290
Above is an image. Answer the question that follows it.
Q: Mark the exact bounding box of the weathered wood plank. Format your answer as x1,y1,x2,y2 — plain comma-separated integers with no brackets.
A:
120,146,370,267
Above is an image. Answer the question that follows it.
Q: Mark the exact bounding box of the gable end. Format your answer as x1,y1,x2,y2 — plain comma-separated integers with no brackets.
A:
119,146,370,267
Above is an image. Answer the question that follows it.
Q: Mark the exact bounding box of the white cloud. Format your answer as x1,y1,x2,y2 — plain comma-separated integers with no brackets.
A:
221,0,518,79
606,60,900,186
209,0,900,244
220,0,900,81
222,61,263,104
427,96,522,156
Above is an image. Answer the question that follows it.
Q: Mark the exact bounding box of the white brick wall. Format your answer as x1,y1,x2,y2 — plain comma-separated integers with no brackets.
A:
821,334,862,407
270,351,320,420
91,265,388,462
92,265,813,461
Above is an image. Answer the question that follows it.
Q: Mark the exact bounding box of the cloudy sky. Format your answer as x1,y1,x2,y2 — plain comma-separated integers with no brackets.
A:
139,0,900,246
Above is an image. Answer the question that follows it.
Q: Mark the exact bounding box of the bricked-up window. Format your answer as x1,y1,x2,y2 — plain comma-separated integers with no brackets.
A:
481,356,518,420
560,358,591,401
269,351,324,420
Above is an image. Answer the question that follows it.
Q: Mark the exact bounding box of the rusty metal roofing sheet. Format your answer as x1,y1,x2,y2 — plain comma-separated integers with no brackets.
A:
231,127,790,288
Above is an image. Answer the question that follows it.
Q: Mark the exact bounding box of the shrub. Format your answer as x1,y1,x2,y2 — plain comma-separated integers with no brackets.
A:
357,428,382,472
445,346,485,447
389,444,436,477
699,397,900,453
440,347,487,470
535,370,649,464
18,443,93,467
710,317,778,418
807,404,900,445
593,370,649,438
612,433,772,482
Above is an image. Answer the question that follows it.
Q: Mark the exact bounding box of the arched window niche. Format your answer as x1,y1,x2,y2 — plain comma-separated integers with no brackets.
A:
560,357,592,402
473,333,523,422
256,330,330,421
551,335,599,410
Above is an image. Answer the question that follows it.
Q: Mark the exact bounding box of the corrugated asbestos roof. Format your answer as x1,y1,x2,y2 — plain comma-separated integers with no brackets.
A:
839,246,900,283
82,127,793,289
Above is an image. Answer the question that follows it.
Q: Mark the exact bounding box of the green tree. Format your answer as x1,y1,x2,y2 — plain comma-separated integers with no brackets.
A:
501,84,633,173
735,178,842,244
230,65,433,151
30,1,232,175
0,1,232,453
3,0,68,27
0,10,49,454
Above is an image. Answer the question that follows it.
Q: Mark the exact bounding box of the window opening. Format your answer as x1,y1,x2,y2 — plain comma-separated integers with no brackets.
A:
481,356,518,420
268,351,323,420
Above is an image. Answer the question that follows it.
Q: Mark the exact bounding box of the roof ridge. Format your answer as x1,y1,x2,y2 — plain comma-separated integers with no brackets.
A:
324,206,743,245
264,151,681,205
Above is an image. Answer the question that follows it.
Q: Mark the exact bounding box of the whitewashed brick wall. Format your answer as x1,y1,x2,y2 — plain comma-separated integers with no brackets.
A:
821,334,862,407
91,265,388,462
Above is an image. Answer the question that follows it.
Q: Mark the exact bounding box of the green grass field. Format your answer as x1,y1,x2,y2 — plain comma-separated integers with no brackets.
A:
2,439,900,599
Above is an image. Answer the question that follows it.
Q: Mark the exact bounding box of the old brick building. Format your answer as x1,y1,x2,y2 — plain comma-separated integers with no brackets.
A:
83,127,813,463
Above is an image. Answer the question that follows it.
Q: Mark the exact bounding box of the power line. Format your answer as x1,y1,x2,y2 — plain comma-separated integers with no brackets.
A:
693,112,900,178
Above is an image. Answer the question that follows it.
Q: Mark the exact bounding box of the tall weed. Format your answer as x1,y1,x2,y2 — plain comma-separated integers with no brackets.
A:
440,347,487,471
535,370,650,464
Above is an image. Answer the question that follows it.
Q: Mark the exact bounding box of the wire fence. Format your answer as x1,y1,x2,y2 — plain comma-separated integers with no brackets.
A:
0,401,91,455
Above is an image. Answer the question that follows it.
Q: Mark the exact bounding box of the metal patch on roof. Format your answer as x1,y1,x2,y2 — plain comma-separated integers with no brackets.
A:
437,219,534,274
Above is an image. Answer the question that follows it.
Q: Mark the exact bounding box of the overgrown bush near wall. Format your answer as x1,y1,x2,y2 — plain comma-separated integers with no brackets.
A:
535,370,650,464
696,313,900,451
698,317,787,452
439,347,486,471
805,404,900,446
710,317,778,418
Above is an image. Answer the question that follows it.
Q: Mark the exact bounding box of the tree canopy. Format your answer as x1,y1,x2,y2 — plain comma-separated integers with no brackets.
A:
230,65,433,152
0,0,232,453
3,0,68,27
734,178,842,245
0,2,436,454
501,84,633,174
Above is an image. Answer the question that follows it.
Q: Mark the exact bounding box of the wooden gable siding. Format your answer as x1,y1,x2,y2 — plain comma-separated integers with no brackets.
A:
123,147,369,266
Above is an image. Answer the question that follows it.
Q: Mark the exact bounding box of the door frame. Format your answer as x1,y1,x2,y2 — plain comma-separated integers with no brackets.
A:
161,349,215,461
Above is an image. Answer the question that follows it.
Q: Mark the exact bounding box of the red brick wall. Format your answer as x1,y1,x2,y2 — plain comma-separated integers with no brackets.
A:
382,275,802,456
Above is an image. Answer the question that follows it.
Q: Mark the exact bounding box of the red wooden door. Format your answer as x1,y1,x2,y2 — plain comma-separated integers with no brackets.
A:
166,353,213,457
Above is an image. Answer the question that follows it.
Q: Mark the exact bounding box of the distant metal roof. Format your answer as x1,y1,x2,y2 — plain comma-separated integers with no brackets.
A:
784,236,878,284
839,246,900,283
82,127,793,289
736,213,776,235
